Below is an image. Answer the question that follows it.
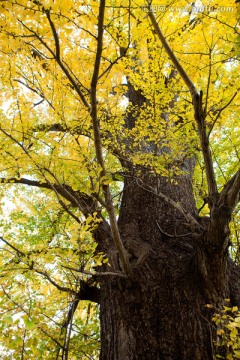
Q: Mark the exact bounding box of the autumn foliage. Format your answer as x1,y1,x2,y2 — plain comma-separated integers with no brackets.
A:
0,0,239,358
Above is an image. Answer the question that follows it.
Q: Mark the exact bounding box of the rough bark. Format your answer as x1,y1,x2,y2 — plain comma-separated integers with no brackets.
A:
0,2,238,358
96,38,240,356
98,171,238,360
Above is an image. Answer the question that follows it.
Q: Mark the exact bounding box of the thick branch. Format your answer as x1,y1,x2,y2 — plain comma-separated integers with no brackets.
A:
147,6,198,97
17,15,128,266
196,94,218,202
219,169,240,214
45,10,60,60
31,123,92,141
62,281,100,329
147,7,218,203
207,169,240,253
0,177,95,215
0,176,114,254
1,236,100,304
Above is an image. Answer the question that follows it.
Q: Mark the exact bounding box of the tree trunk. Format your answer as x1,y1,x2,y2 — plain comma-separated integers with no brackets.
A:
99,173,235,360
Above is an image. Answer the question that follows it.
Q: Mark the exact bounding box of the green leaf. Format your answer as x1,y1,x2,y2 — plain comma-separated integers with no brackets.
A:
24,318,35,330
13,337,23,346
234,350,240,359
3,316,13,324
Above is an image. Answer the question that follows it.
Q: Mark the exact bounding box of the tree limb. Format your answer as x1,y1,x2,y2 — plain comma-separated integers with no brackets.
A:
31,122,91,138
0,236,25,256
219,169,240,214
1,238,101,304
196,93,218,203
147,5,198,97
34,269,75,293
0,177,95,216
207,170,240,253
90,0,131,275
147,6,218,204
62,280,100,331
45,9,60,60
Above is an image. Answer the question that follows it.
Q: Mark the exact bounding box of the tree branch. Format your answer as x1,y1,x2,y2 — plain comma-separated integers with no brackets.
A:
45,9,60,60
19,18,90,110
147,6,219,204
196,93,219,203
0,236,25,256
147,5,198,97
208,91,238,137
13,78,55,109
62,264,127,278
1,285,64,349
31,123,91,138
0,176,114,256
34,269,75,293
90,0,131,275
206,169,240,253
45,11,90,110
0,236,76,294
136,179,200,229
0,177,95,216
62,280,100,331
155,221,193,238
219,169,240,214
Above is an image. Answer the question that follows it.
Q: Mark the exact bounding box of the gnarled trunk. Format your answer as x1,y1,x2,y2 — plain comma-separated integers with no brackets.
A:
94,31,240,356
99,173,235,360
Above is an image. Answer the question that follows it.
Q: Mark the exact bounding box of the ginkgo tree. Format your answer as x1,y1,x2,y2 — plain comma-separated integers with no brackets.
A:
0,0,239,359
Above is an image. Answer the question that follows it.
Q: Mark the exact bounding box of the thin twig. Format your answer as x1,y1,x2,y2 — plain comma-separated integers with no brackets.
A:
136,179,200,228
0,236,25,256
61,264,127,278
155,221,193,238
208,92,238,137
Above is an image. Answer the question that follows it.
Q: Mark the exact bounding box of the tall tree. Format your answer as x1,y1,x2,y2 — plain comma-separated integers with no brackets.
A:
0,0,239,358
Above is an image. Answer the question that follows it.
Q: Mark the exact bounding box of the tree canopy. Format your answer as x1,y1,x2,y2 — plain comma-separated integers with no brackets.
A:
0,0,239,358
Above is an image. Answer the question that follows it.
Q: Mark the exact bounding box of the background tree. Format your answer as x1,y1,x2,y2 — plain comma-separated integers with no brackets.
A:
0,0,239,359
